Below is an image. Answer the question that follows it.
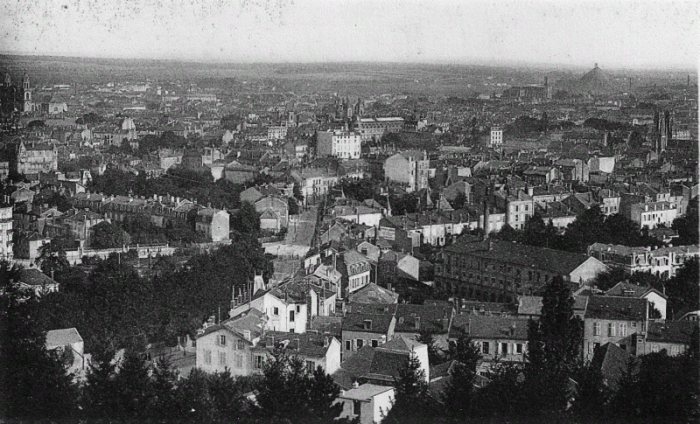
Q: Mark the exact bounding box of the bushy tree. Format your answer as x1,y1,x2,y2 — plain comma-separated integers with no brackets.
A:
114,348,153,421
91,220,128,249
382,352,435,424
417,329,443,365
232,201,261,236
0,262,78,420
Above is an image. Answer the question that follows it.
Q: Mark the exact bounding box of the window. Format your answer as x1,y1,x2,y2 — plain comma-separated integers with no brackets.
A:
501,343,508,355
218,335,226,346
289,310,295,322
482,342,490,354
372,339,379,347
273,307,279,316
357,339,364,349
594,322,601,336
235,354,243,368
608,323,616,337
237,340,245,350
306,360,315,373
346,340,351,351
254,355,264,369
516,343,523,354
619,323,627,337
219,351,226,366
204,349,212,365
353,400,362,416
297,305,301,313
632,322,637,328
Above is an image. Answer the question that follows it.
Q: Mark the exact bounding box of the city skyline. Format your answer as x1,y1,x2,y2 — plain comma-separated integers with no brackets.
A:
1,0,698,70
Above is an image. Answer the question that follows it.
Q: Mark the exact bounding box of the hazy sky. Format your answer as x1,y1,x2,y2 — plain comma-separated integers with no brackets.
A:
1,0,698,69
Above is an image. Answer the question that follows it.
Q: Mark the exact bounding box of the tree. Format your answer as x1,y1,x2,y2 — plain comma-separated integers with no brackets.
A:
82,343,120,419
451,191,467,210
288,196,300,215
444,332,481,371
91,221,128,249
36,239,70,280
232,201,260,236
441,361,476,419
382,352,435,424
523,275,583,416
672,197,699,246
665,257,700,315
114,349,153,421
175,368,216,423
0,261,78,420
149,356,180,421
254,351,345,424
417,330,443,365
562,205,608,252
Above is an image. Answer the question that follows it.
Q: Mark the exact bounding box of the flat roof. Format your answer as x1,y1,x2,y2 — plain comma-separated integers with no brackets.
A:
340,383,394,400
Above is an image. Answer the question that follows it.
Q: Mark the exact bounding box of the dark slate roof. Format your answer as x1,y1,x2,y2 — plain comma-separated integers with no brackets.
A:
450,314,530,340
590,342,633,391
646,321,699,344
256,331,335,358
444,238,593,276
606,282,666,299
395,304,454,334
19,268,58,287
349,283,399,304
342,313,395,334
585,296,647,321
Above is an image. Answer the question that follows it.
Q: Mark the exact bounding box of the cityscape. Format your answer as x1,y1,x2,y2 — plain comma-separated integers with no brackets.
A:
0,1,698,423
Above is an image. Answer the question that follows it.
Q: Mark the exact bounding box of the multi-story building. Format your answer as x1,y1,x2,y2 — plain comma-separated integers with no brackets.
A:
253,331,342,375
383,150,429,192
494,189,534,230
596,189,621,215
13,141,58,175
342,250,372,297
583,296,648,361
435,237,607,303
588,243,699,279
633,321,699,356
195,309,266,377
195,208,230,242
354,117,404,142
489,127,503,148
229,281,308,334
0,206,12,260
629,201,678,229
316,130,362,159
450,314,529,375
267,124,288,141
341,312,396,360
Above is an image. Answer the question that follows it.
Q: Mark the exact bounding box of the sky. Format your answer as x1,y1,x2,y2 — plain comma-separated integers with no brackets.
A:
1,0,698,69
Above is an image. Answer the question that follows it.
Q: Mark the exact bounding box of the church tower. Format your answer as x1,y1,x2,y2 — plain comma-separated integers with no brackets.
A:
22,73,33,113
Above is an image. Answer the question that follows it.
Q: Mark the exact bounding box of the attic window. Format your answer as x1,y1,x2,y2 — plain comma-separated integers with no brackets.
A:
363,319,372,330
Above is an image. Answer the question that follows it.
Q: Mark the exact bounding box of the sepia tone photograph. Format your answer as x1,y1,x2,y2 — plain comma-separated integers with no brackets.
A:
0,0,698,423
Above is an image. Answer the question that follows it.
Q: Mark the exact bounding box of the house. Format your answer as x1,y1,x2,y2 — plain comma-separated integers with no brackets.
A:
383,151,429,192
229,280,308,334
605,282,667,320
0,205,12,261
337,383,395,424
18,268,59,296
588,243,699,279
334,335,429,389
255,196,289,231
633,320,699,357
254,331,342,375
494,189,535,230
450,314,530,375
341,249,372,297
46,328,86,375
393,303,455,350
629,201,678,229
583,296,648,361
195,208,230,242
316,130,362,159
195,309,266,376
331,204,383,228
341,307,397,360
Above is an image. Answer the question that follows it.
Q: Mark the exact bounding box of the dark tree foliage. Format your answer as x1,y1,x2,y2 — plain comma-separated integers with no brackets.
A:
0,261,78,420
665,257,700,315
82,342,120,419
254,351,345,424
149,356,180,421
523,275,582,417
571,362,612,420
91,220,128,249
36,238,71,280
441,333,482,419
288,196,300,215
113,348,153,421
417,329,444,365
382,352,436,424
591,267,662,292
336,178,381,202
232,201,261,236
451,191,467,210
672,197,699,245
444,332,482,372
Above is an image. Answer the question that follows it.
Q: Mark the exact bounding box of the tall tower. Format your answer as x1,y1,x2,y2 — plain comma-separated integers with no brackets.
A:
22,73,32,112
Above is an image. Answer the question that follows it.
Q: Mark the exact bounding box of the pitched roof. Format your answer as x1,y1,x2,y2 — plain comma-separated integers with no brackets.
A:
590,342,633,391
395,303,454,334
348,282,400,305
450,314,530,340
605,282,666,299
19,268,58,287
585,296,647,321
445,238,595,276
342,313,395,334
646,321,699,344
46,328,83,347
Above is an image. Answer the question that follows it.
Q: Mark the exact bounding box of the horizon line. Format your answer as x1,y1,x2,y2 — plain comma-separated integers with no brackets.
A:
1,51,697,74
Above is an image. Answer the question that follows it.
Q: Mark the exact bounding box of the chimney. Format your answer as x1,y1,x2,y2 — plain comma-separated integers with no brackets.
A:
267,335,275,347
414,316,421,330
243,330,251,341
441,317,449,332
467,318,472,334
510,322,516,337
324,337,329,348
352,381,359,389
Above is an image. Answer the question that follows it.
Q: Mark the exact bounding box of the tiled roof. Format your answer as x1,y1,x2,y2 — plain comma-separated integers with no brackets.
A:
256,331,335,358
349,283,399,305
605,282,662,299
585,296,647,321
395,304,454,334
342,313,395,334
20,268,57,287
591,342,633,391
